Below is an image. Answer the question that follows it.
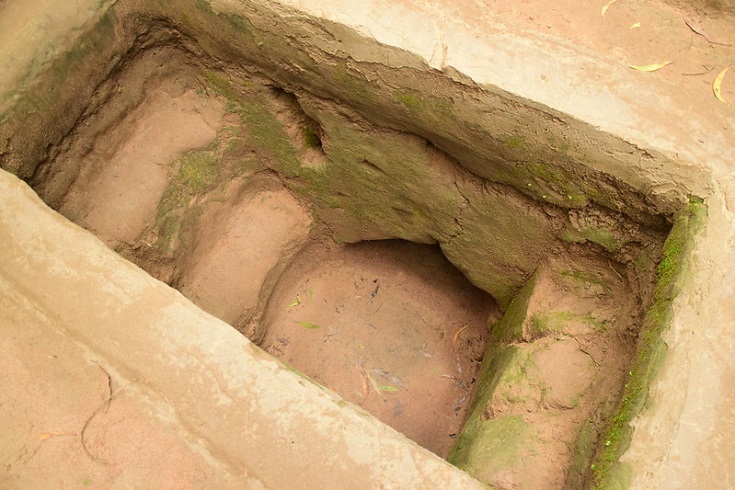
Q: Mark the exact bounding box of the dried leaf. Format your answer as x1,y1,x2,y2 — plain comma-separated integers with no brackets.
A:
629,61,673,72
629,22,641,29
39,431,76,440
378,385,400,392
714,67,729,104
601,0,618,16
288,294,301,308
296,321,320,329
452,325,469,345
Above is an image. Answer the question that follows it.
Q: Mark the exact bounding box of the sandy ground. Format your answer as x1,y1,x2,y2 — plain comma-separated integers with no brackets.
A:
0,276,240,490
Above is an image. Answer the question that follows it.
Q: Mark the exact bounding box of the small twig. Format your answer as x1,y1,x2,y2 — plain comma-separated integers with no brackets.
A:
681,65,716,77
684,19,732,46
575,338,600,367
80,377,138,464
366,302,382,315
92,360,113,412
608,261,623,281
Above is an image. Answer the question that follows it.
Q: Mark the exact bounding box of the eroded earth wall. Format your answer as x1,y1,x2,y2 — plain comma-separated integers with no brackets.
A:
1,0,735,489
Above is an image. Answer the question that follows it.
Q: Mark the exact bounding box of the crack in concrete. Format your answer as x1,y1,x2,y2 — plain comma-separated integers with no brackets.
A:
443,180,471,247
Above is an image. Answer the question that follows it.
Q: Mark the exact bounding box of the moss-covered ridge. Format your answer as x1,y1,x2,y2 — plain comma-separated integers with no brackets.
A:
591,198,707,488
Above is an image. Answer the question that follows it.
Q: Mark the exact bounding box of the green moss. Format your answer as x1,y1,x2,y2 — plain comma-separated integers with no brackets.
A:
333,62,368,98
178,151,218,194
523,162,592,209
155,149,219,252
202,71,301,173
221,12,256,38
561,227,625,252
203,71,238,100
396,90,422,113
505,135,526,150
491,268,540,343
531,311,608,336
567,419,600,488
591,199,706,488
527,162,562,183
238,100,300,170
449,414,531,482
566,193,588,206
302,125,322,149
394,89,453,120
559,268,613,300
1,8,119,179
530,311,573,335
547,136,572,156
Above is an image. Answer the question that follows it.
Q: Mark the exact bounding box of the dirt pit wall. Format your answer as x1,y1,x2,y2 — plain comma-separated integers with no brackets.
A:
0,0,717,489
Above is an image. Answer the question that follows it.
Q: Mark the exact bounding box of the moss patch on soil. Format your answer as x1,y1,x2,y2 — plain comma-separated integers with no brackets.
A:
448,411,531,480
156,148,219,253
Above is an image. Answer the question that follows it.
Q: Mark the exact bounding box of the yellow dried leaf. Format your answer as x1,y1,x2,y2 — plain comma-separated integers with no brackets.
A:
629,61,672,72
601,0,618,16
39,431,76,440
452,325,469,345
296,321,320,329
714,67,728,104
629,22,641,29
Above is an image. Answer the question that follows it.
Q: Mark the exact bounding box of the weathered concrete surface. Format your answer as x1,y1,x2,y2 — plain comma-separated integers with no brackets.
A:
1,0,734,488
273,2,735,488
0,169,485,489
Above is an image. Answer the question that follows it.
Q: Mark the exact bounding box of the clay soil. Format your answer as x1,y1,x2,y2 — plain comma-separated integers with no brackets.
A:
27,44,639,488
13,0,732,485
32,47,503,459
259,240,498,457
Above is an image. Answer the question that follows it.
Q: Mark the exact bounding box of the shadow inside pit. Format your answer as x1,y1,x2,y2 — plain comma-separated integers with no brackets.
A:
259,239,500,457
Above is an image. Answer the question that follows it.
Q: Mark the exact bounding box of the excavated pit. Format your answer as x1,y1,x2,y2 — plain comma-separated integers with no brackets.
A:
1,7,697,488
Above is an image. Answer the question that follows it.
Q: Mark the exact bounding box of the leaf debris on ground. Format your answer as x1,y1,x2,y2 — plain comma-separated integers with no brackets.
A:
296,321,320,329
714,67,729,103
39,431,77,441
452,325,469,345
630,61,673,72
601,0,618,16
